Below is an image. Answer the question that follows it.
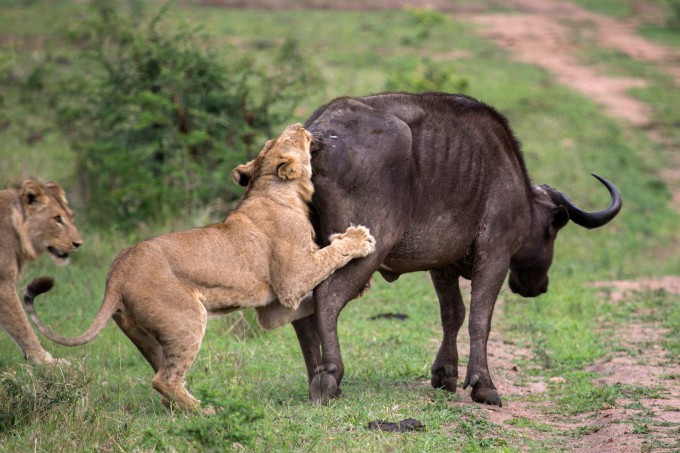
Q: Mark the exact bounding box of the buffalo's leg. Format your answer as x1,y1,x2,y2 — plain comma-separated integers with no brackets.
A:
304,99,414,404
429,268,466,392
308,280,352,404
292,314,321,383
463,258,508,407
309,255,383,404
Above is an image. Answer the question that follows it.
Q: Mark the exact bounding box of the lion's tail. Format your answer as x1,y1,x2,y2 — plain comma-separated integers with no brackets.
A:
24,276,120,347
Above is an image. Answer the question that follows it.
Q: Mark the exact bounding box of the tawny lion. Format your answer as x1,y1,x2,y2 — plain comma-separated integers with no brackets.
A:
0,179,82,365
24,123,376,412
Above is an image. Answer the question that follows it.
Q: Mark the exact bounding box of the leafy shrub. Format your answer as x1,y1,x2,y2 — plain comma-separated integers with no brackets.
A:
401,6,449,45
20,1,322,229
385,58,469,94
669,0,680,30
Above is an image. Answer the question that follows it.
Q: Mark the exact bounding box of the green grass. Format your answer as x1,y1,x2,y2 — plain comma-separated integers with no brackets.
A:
639,23,680,47
1,0,680,451
568,0,635,18
506,416,554,432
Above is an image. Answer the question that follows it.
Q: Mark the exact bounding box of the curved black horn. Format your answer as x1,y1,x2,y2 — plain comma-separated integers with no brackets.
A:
545,174,622,229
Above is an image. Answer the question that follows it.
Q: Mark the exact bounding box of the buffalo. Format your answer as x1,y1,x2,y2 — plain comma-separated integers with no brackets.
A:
237,92,622,407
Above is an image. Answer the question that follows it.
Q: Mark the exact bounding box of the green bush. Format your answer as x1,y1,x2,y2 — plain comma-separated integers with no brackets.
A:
401,6,449,45
669,0,680,29
385,58,469,94
20,1,322,229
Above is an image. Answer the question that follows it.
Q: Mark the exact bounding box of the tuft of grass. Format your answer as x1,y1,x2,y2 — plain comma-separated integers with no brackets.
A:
0,364,91,432
506,417,554,432
551,378,666,416
174,385,265,448
567,0,634,18
549,372,618,415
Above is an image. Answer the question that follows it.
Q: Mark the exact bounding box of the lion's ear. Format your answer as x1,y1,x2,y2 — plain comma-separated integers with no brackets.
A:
45,181,68,205
21,179,47,207
276,154,304,180
232,161,254,187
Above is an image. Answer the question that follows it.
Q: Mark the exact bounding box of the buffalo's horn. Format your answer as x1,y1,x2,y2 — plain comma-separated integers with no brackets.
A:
543,174,622,229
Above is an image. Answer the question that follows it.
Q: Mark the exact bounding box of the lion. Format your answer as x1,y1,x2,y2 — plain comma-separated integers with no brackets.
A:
23,123,376,412
0,179,82,365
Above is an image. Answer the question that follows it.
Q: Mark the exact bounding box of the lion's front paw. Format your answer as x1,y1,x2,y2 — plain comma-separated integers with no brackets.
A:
330,225,376,258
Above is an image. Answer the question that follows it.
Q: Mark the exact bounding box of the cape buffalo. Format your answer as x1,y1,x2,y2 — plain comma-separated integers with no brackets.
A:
237,92,622,407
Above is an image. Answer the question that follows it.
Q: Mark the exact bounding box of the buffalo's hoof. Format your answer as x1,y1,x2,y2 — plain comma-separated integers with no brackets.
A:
310,373,337,405
463,374,502,407
471,387,502,407
310,364,340,405
430,364,457,392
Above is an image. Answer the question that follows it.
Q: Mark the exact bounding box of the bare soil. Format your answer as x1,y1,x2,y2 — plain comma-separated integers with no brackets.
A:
450,281,680,451
464,0,680,214
199,0,680,449
457,1,680,444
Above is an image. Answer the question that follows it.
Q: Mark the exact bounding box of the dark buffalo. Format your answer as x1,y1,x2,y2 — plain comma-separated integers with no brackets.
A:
238,92,622,407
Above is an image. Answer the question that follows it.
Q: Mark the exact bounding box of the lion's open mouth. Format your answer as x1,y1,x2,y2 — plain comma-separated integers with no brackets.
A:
47,246,69,260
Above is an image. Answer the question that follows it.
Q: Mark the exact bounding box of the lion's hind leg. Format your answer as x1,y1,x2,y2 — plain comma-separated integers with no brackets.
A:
147,301,208,413
113,311,163,372
151,340,203,412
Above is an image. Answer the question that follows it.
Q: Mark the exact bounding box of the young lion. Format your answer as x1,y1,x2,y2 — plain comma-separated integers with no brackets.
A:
0,179,82,364
24,123,376,412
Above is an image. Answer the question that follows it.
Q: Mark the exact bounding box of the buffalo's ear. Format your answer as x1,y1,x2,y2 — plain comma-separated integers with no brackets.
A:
21,179,47,207
552,205,570,231
276,154,303,180
232,161,254,187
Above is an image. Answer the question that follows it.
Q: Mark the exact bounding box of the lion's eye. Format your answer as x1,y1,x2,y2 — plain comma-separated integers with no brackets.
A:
54,215,63,224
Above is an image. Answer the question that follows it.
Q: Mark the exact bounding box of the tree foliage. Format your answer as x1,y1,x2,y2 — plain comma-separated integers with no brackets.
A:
22,1,322,229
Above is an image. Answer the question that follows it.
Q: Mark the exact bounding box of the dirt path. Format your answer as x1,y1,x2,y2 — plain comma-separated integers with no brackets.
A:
199,1,680,449
446,278,679,451
465,0,680,216
456,4,680,449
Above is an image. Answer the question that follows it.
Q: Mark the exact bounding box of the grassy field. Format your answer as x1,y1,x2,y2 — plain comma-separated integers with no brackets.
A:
1,0,679,451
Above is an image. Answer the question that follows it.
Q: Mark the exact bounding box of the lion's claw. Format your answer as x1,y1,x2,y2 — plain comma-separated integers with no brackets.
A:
329,225,376,258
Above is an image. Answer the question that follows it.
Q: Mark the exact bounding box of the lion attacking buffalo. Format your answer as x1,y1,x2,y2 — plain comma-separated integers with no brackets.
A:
24,124,375,412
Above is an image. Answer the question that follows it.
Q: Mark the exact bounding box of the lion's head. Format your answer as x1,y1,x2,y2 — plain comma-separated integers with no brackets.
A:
231,123,314,201
13,179,83,264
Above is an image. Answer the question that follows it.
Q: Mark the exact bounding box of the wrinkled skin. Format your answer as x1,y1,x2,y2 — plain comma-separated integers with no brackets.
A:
291,93,621,406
